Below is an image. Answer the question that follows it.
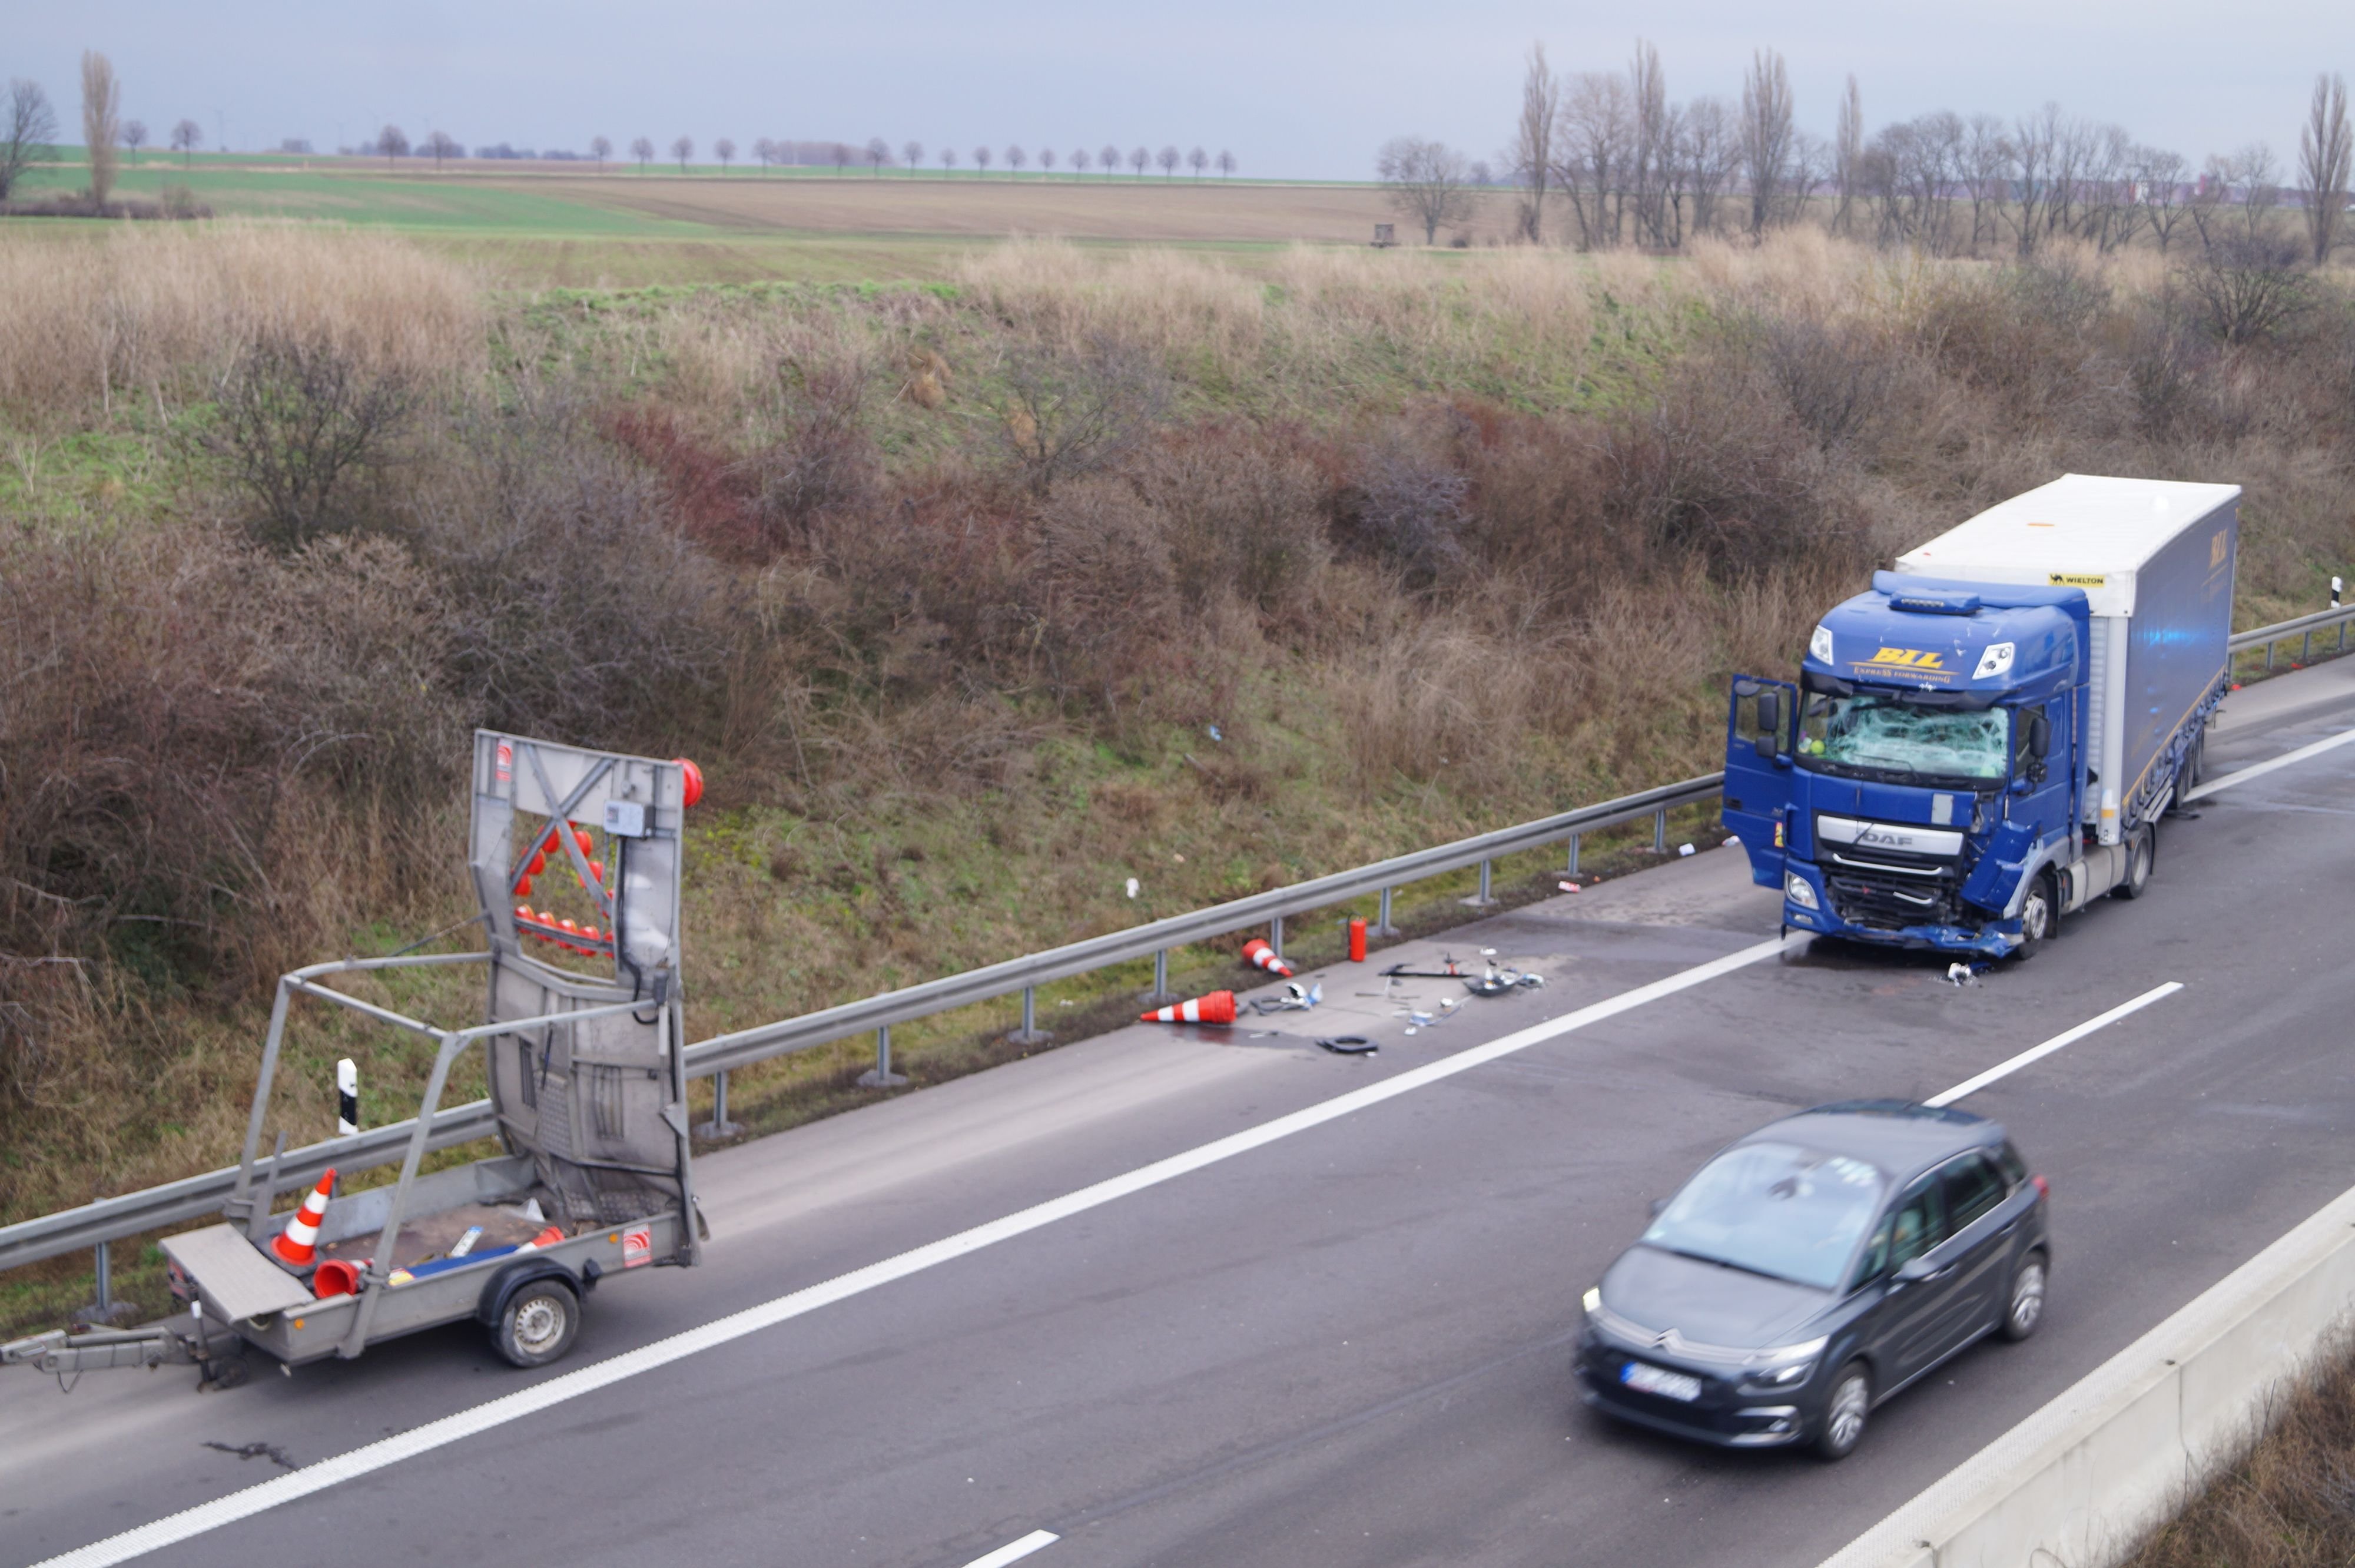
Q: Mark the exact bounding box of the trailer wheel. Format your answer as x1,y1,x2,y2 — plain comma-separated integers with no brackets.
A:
492,1279,580,1368
2114,828,2154,900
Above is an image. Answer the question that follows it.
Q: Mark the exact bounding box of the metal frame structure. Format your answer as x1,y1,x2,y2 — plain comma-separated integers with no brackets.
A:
6,602,2353,1302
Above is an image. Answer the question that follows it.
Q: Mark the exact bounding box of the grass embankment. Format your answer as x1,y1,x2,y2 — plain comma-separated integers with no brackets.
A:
1,221,2350,1335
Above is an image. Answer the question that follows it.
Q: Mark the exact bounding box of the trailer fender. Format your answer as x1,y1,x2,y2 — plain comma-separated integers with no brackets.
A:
476,1257,581,1328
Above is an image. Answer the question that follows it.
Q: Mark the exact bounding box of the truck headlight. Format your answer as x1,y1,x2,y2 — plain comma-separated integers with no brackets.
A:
1786,872,1819,910
1973,641,2015,680
1809,625,1835,665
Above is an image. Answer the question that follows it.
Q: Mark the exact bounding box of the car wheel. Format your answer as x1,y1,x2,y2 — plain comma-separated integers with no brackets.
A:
2114,828,2154,900
2014,871,2055,960
2001,1252,2048,1342
492,1280,579,1368
1813,1360,1872,1461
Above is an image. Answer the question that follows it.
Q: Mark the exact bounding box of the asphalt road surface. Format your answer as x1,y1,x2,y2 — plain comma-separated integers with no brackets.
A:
5,659,2353,1568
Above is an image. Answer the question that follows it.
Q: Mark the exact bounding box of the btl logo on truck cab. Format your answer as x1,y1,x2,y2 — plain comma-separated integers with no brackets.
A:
1868,648,1945,669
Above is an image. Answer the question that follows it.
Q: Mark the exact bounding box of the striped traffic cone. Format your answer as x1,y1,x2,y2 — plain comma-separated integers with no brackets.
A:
271,1168,337,1269
1140,990,1237,1025
1242,939,1294,978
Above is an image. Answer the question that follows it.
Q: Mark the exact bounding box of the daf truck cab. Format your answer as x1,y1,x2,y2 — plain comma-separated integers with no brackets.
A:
1724,475,2239,960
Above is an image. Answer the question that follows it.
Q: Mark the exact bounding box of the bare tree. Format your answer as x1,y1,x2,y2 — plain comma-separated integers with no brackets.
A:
832,141,852,175
1188,145,1207,180
630,135,654,172
1508,41,1557,242
940,145,957,171
973,144,991,175
1740,48,1793,238
122,117,147,165
867,136,889,175
1832,73,1862,235
2214,143,2281,244
1680,95,1738,239
171,115,201,168
591,134,612,172
1040,147,1056,173
2300,72,2351,263
2008,103,2061,253
1157,144,1180,178
671,135,693,173
377,123,407,170
1072,146,1090,176
903,139,923,171
1626,38,1671,247
1553,71,1630,247
2135,145,2189,251
992,337,1170,496
422,130,460,170
1102,143,1121,178
1961,113,2008,251
1218,148,1235,178
1377,135,1473,243
715,136,735,173
81,51,121,207
1,80,57,200
1006,144,1026,174
1128,145,1149,177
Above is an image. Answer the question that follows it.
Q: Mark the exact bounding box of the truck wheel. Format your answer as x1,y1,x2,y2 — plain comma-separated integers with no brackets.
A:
2114,828,2154,900
2014,872,2055,960
492,1279,580,1368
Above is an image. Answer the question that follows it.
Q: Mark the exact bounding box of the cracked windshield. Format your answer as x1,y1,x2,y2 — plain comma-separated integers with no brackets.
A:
1799,692,2010,783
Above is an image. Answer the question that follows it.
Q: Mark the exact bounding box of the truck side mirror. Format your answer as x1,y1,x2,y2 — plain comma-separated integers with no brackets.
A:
1754,692,1781,751
2028,712,2051,760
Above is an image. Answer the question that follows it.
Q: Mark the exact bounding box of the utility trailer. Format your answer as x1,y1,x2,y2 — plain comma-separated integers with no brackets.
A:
4,734,704,1387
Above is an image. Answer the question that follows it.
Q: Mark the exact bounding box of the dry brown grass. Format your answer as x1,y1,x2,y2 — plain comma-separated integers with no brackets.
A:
2124,1332,2355,1568
0,220,480,419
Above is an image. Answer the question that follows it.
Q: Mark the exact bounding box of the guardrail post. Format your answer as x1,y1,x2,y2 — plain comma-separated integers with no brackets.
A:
1147,949,1177,1006
2267,639,2277,672
1461,859,1497,909
2301,629,2311,665
857,1025,907,1088
1566,833,1581,877
1007,986,1051,1048
72,1240,135,1326
1269,914,1284,960
1373,886,1400,937
695,1070,742,1138
1654,808,1669,853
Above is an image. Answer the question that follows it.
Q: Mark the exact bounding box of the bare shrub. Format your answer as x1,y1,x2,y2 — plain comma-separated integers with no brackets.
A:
2188,237,2313,346
745,356,878,543
399,395,737,751
1916,257,2112,415
1342,429,1471,588
1130,427,1334,618
1029,478,1180,709
200,333,412,548
1753,314,1906,452
991,336,1170,496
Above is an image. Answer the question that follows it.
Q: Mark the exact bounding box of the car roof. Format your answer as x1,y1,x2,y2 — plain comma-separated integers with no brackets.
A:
1733,1100,2004,1185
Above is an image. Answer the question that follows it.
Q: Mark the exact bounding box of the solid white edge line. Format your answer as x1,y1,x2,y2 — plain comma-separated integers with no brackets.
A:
960,1529,1061,1568
1922,982,2183,1108
34,933,1800,1568
2184,724,2355,801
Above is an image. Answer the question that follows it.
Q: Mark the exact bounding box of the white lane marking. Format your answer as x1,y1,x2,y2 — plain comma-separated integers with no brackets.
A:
2184,725,2355,801
35,933,1797,1568
961,1529,1060,1567
1924,982,2184,1108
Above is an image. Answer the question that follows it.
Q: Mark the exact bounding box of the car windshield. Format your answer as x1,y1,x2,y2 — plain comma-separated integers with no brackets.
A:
1643,1141,1886,1291
1797,691,2009,784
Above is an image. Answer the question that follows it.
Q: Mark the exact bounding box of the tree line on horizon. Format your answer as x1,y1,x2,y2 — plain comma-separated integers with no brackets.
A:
1375,41,2352,264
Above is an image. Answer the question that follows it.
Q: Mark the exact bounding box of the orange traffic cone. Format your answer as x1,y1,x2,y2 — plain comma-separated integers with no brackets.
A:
1242,939,1294,978
272,1168,336,1268
311,1258,364,1298
1141,990,1237,1025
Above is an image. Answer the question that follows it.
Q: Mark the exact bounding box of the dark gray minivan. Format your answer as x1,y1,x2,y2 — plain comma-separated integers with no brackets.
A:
1574,1100,2050,1460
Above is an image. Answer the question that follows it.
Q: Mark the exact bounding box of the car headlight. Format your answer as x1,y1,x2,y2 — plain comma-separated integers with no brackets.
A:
1786,872,1819,910
1582,1287,1601,1315
1809,625,1835,665
1973,641,2016,680
1740,1337,1827,1391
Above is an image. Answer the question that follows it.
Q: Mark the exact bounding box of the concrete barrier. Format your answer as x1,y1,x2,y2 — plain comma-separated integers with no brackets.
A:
1820,1183,2355,1568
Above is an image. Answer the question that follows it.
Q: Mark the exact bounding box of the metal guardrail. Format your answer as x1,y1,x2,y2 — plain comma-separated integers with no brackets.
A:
2230,602,2355,669
10,601,2350,1292
0,771,1723,1279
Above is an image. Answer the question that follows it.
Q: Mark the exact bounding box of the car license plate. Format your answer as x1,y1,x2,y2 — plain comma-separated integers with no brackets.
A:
1621,1361,1703,1402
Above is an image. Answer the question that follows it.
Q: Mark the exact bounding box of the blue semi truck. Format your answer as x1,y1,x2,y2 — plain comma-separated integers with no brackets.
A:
1724,474,2240,960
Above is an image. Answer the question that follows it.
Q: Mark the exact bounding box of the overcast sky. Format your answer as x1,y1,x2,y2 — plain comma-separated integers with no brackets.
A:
9,1,2339,178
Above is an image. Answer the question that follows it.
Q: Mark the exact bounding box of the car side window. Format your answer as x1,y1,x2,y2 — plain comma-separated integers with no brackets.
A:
1995,1140,2029,1190
1887,1176,1944,1271
1943,1153,2006,1232
1849,1213,1893,1291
